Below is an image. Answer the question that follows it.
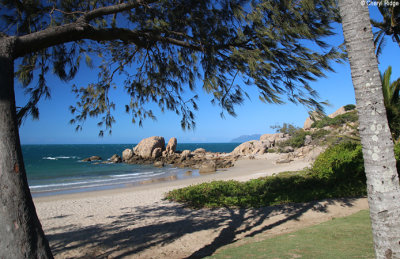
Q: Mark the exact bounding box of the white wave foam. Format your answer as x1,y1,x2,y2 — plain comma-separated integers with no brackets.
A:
43,156,80,160
42,157,57,160
30,171,167,191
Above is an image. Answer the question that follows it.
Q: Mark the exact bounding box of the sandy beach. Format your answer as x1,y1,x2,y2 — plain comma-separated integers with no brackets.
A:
34,153,368,258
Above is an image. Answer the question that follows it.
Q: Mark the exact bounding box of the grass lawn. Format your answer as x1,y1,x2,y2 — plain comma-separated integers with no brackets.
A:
207,210,374,259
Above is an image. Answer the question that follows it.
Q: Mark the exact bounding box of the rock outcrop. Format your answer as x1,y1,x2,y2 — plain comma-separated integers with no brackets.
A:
303,106,353,130
304,135,312,146
303,111,324,130
199,160,216,174
166,137,177,154
231,140,269,155
152,147,162,158
193,148,206,155
109,154,122,163
328,106,347,118
122,136,237,172
232,133,291,156
81,156,102,162
122,148,134,161
260,133,290,147
134,136,165,158
180,150,191,161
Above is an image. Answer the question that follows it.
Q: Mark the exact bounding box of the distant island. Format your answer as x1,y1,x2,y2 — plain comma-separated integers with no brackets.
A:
230,134,262,143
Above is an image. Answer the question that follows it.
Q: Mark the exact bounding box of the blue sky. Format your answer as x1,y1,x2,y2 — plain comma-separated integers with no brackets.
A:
15,6,400,144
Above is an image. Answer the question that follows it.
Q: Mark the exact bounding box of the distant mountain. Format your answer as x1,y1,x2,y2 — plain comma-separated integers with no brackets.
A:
230,134,262,143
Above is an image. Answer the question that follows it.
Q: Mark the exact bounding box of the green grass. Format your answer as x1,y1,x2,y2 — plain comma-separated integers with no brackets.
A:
207,210,374,259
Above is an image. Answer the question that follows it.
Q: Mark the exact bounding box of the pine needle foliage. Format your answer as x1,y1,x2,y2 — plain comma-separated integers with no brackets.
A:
1,0,344,134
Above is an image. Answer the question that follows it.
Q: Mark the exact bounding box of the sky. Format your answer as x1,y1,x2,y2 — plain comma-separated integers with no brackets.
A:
15,6,400,144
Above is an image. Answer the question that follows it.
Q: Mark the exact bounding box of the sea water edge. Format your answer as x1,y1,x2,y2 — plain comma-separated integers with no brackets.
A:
22,143,240,197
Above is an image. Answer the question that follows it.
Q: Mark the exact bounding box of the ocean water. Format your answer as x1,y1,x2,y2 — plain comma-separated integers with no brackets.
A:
22,143,239,197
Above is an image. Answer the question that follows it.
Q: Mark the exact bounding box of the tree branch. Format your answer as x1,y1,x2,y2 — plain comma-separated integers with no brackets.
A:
12,0,246,58
78,0,156,22
14,22,204,58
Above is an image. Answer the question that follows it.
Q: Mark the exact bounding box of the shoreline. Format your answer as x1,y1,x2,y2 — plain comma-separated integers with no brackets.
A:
33,153,308,202
33,154,368,258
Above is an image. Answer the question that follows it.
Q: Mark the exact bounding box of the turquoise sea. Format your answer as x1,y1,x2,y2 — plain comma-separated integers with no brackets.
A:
22,143,239,197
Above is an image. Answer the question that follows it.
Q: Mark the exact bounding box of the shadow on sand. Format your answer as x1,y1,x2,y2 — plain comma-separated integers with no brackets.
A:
46,198,357,258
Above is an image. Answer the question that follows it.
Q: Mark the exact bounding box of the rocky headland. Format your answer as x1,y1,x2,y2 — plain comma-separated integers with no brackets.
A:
81,105,359,173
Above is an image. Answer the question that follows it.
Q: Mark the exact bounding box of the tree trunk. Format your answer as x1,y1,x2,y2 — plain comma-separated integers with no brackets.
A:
0,38,53,258
338,1,400,258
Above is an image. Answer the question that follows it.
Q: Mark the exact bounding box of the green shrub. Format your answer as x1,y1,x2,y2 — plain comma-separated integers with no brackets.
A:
344,104,356,111
311,142,365,182
271,123,300,135
166,141,400,208
278,129,310,148
311,129,330,140
311,111,358,129
165,142,370,208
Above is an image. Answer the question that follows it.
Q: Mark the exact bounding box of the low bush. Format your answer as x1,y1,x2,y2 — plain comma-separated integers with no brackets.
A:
166,142,368,208
311,129,330,141
344,104,356,111
311,111,358,129
271,123,300,135
166,141,400,208
311,141,365,181
277,129,310,148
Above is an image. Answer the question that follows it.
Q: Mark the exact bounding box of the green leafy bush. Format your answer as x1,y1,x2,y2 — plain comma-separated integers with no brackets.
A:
166,141,400,209
165,142,369,208
344,104,356,111
311,129,330,140
311,111,358,129
271,123,300,135
277,129,310,148
311,142,365,182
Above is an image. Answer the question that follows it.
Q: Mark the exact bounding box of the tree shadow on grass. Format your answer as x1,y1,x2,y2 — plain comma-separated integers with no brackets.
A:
45,198,357,258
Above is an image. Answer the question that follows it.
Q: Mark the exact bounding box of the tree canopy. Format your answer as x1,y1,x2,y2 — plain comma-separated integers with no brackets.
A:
1,0,343,135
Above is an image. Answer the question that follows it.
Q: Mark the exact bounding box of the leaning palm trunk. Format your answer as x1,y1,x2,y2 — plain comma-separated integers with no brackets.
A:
338,0,400,258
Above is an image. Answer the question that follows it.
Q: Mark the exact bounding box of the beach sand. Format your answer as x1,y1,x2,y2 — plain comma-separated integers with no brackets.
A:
34,153,368,258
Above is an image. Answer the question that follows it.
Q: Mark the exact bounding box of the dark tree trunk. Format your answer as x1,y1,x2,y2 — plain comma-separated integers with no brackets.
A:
0,38,53,258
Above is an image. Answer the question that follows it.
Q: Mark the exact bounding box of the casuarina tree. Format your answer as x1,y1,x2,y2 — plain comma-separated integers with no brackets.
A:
338,0,400,258
0,0,342,257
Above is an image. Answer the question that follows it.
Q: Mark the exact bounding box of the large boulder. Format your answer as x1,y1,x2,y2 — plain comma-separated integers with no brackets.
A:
304,135,312,146
231,140,269,156
152,147,162,158
180,150,191,160
199,160,217,174
259,133,290,147
134,136,165,158
193,148,206,155
166,137,177,154
122,148,134,161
